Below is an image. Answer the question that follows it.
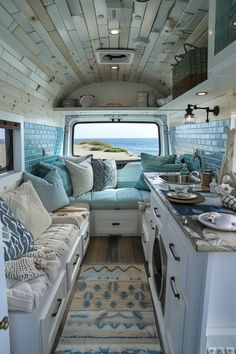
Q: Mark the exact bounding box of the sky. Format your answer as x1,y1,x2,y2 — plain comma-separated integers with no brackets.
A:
74,123,158,139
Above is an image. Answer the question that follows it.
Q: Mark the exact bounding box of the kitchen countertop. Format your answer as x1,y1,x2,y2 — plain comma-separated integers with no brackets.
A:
144,172,236,252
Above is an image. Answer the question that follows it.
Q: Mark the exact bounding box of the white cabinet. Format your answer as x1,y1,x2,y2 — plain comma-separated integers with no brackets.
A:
208,0,236,76
141,208,155,261
149,187,236,354
0,224,11,354
165,274,186,354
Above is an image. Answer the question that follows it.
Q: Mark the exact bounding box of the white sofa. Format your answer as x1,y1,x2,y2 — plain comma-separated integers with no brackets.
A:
0,172,90,354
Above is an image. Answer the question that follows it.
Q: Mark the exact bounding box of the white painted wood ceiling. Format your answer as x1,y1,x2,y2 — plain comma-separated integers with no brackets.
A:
0,0,209,106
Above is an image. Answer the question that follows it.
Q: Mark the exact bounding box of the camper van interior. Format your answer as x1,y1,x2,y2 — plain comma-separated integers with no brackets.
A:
1,0,236,354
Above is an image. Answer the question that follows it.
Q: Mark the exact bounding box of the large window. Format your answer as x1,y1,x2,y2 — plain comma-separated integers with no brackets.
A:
73,122,159,160
0,125,14,174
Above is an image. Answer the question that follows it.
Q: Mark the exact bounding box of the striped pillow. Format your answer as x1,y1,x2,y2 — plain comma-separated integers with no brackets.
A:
0,198,34,261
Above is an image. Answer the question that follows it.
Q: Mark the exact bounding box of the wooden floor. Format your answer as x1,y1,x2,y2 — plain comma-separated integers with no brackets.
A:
83,236,145,265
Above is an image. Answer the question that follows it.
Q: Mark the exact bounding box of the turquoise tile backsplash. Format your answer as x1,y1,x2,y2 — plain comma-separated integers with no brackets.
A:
169,119,230,173
24,122,63,173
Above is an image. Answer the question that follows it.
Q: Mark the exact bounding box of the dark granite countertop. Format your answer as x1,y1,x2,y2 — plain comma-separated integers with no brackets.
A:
144,172,236,252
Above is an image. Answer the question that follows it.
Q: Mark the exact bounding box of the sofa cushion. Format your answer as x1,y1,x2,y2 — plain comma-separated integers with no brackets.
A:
36,161,73,196
92,159,117,191
135,153,179,190
70,188,150,210
1,181,52,238
117,188,151,209
23,170,70,212
0,198,35,261
65,157,93,196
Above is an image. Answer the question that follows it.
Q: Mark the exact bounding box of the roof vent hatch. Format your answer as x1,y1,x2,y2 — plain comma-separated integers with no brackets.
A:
95,49,135,64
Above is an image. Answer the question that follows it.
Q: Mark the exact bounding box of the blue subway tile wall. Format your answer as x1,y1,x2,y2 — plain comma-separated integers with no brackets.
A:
169,119,230,173
24,122,63,173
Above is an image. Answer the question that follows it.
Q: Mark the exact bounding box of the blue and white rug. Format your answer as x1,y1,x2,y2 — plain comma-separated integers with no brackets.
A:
55,264,162,354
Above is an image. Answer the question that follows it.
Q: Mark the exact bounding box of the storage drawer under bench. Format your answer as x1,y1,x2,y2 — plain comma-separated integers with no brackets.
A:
92,210,139,236
41,270,67,354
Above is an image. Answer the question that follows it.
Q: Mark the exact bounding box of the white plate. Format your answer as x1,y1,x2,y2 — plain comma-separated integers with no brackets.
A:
198,213,236,231
167,192,197,200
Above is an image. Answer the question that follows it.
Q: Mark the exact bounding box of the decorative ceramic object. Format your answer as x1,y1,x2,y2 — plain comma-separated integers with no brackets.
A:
215,183,233,196
80,95,95,107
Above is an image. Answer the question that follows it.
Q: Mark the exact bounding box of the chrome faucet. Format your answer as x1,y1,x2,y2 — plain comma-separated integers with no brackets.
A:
192,152,203,173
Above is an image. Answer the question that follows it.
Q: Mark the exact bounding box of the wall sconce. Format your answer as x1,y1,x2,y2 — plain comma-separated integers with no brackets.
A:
184,104,220,123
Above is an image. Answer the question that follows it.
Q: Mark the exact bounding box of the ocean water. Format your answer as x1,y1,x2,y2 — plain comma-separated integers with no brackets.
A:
74,138,159,157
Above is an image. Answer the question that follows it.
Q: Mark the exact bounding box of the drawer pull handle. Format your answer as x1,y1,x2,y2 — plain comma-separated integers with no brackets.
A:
0,316,9,330
52,299,62,317
84,231,89,240
170,276,180,299
169,243,180,262
150,220,155,230
154,207,161,217
142,233,146,243
73,253,80,265
112,222,120,226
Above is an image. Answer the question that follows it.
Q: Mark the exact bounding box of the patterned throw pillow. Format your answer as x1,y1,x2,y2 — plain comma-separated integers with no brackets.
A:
0,198,34,261
1,181,52,239
92,159,117,191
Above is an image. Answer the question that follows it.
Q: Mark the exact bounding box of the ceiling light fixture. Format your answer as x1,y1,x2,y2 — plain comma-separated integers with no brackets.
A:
184,104,220,123
110,28,120,35
196,91,208,96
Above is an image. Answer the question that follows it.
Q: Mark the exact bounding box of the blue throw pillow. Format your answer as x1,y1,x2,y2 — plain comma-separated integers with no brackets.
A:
36,161,73,196
0,198,34,261
23,169,70,212
135,153,177,190
92,159,117,191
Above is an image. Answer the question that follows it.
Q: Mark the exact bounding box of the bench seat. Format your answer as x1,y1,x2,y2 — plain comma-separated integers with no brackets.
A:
69,187,150,210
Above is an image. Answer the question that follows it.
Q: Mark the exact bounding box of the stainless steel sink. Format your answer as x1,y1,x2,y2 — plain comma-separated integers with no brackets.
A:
159,174,200,184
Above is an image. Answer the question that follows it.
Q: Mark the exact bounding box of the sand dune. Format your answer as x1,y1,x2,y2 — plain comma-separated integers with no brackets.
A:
74,144,139,160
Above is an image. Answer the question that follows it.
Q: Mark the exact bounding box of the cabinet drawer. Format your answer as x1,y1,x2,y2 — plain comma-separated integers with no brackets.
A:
95,211,138,235
66,236,82,290
141,221,150,261
41,271,67,354
166,224,188,294
81,221,90,255
151,193,168,228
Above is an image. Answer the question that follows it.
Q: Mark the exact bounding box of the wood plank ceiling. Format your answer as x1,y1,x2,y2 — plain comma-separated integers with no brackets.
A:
0,0,209,106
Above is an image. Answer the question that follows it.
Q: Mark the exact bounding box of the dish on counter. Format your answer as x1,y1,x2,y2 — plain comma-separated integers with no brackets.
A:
167,192,197,200
198,212,236,231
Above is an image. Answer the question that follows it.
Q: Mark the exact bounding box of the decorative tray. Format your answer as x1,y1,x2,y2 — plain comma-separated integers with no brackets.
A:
198,212,236,231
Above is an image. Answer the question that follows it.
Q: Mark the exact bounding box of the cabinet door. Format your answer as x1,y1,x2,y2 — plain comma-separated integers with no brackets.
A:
0,224,10,354
165,275,185,354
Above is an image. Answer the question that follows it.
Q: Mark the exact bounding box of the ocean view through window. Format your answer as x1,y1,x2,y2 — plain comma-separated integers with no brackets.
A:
73,122,159,160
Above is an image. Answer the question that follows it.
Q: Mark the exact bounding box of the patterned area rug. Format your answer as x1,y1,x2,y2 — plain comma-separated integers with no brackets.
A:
55,264,161,354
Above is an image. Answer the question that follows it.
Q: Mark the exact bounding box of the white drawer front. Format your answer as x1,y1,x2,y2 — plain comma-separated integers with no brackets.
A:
81,222,90,255
66,237,82,290
96,218,138,235
95,211,138,235
41,271,67,354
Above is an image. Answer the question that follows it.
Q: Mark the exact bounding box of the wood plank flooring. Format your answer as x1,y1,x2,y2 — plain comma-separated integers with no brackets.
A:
83,236,145,265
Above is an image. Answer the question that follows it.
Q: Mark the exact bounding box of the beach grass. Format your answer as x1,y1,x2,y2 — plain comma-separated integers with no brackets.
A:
79,140,127,153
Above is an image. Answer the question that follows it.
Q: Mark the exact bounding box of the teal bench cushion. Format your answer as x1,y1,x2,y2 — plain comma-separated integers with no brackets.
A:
69,188,150,210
